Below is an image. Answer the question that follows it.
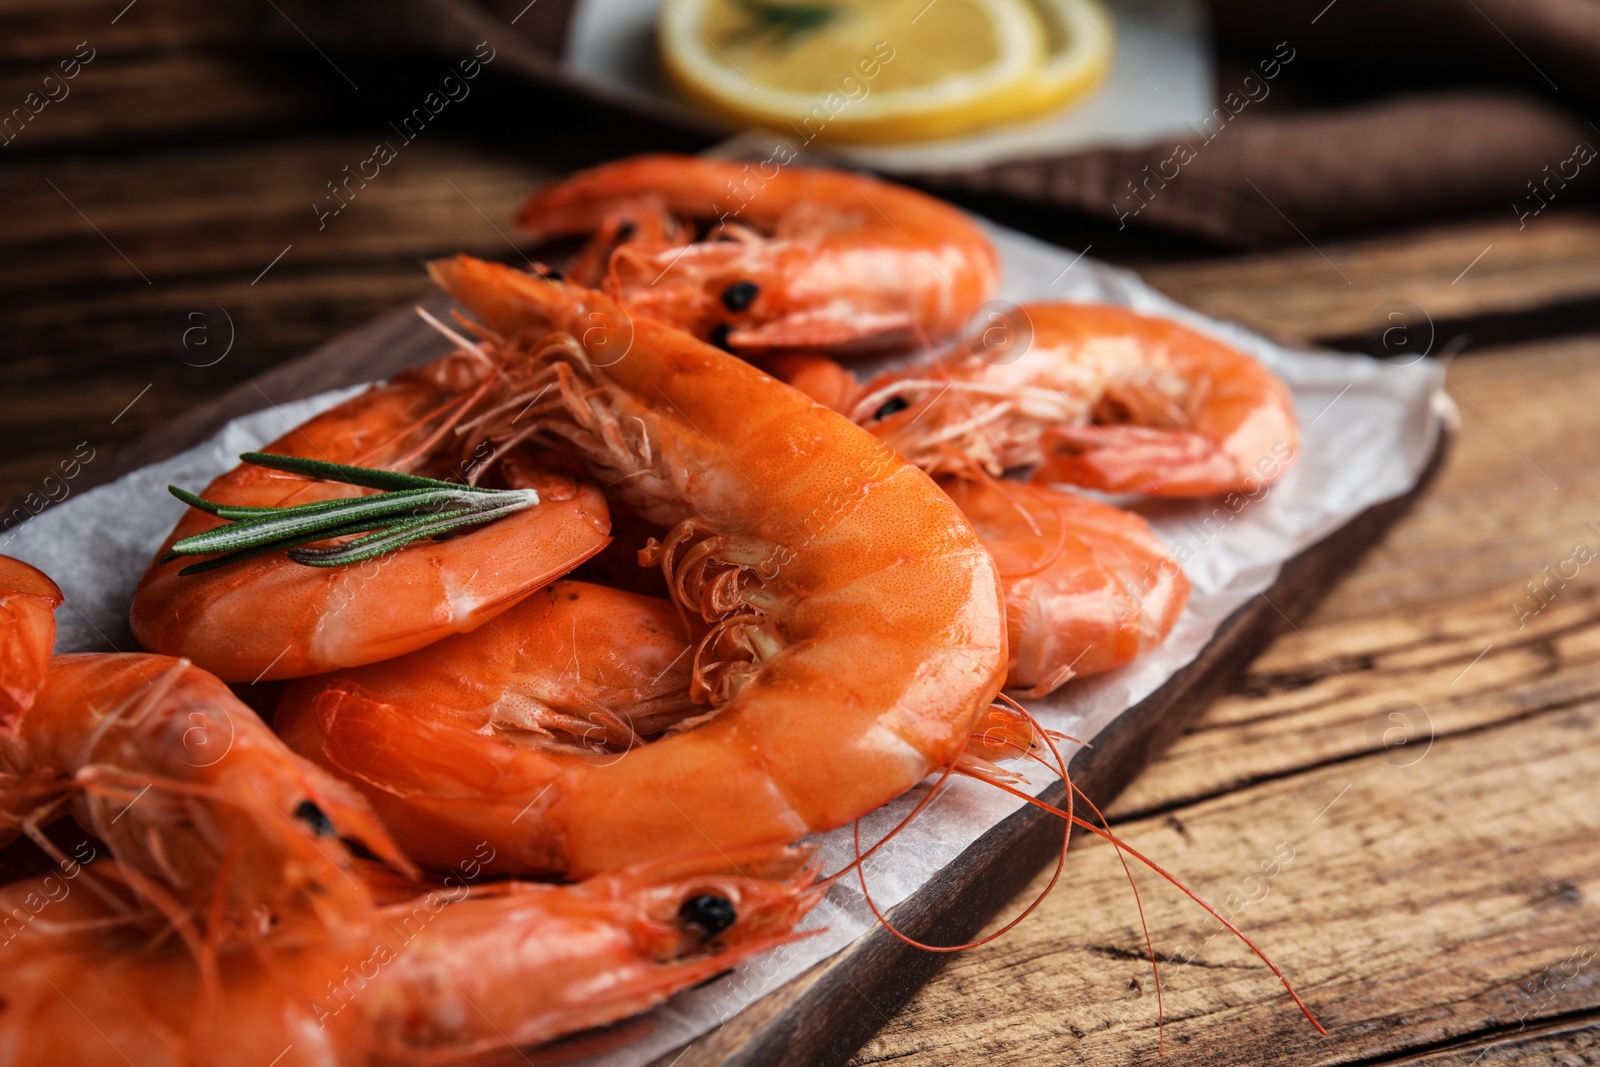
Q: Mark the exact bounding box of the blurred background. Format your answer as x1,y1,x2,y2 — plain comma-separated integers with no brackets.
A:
3,0,1596,506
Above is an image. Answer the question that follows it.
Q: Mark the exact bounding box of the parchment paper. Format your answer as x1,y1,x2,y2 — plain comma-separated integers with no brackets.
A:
564,0,1216,173
2,222,1446,1065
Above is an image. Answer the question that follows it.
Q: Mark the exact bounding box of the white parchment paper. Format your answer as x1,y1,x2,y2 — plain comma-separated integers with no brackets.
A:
565,0,1215,173
2,222,1445,1065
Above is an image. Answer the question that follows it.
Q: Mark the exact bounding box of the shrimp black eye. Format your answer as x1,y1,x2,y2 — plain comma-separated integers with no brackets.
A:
721,281,760,312
615,220,636,240
295,800,335,837
679,893,736,938
873,396,909,421
708,324,734,352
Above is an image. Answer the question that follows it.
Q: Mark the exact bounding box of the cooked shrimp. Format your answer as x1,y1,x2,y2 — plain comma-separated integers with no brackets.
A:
361,844,821,1061
744,362,1190,694
0,846,822,1066
306,255,1007,880
0,651,412,949
0,556,61,729
942,478,1189,696
853,302,1299,497
277,580,703,873
129,350,613,681
514,154,1000,354
756,352,863,412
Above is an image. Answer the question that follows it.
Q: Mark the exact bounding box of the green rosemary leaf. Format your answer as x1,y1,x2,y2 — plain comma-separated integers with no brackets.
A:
286,503,526,567
167,485,225,515
239,451,482,494
168,488,499,557
189,486,443,526
164,453,540,573
173,516,409,576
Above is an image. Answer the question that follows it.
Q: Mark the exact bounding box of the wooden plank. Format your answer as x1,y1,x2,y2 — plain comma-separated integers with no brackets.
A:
847,335,1600,1066
850,691,1600,1066
0,50,312,152
1140,210,1600,346
0,137,581,507
0,0,262,64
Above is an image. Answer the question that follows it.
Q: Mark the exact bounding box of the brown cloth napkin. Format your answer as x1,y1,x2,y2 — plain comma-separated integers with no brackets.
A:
278,0,1600,247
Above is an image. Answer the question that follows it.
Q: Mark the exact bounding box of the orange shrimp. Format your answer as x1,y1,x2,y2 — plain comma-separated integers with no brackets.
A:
276,580,702,874
853,302,1300,497
0,556,61,728
0,846,822,1066
745,360,1191,695
292,254,1007,880
129,349,613,681
514,154,1000,354
755,352,864,412
943,478,1190,696
0,650,413,950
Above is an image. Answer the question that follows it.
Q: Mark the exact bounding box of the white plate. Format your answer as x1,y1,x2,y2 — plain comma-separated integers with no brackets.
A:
565,0,1216,172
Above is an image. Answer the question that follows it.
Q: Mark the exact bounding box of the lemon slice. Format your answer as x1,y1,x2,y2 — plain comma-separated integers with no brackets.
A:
1008,0,1113,121
660,0,1047,143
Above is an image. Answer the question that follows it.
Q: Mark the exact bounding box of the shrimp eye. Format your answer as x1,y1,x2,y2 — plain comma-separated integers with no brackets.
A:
721,281,760,312
873,396,909,421
678,893,736,938
708,324,734,352
615,220,636,240
294,800,335,837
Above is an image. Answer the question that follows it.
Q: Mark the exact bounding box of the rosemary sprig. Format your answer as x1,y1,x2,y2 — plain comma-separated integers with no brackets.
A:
733,0,839,45
163,452,538,575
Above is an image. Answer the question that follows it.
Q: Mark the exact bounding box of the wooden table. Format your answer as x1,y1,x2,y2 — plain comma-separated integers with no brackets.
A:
4,4,1599,1064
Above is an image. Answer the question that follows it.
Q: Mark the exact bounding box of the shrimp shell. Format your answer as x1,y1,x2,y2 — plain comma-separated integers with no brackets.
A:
0,846,823,1065
515,154,1000,354
856,302,1300,497
0,556,61,729
276,580,702,873
942,478,1190,696
129,352,613,681
302,255,1009,880
1,651,411,949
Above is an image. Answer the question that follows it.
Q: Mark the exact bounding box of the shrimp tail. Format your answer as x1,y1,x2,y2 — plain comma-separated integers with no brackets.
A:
948,702,1327,1037
733,310,922,353
512,157,716,240
1035,424,1247,497
754,353,863,413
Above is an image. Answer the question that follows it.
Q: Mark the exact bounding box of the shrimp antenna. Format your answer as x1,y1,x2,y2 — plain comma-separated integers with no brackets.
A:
415,304,490,362
839,699,1077,954
986,696,1165,1049
964,739,1327,1038
846,695,1323,1049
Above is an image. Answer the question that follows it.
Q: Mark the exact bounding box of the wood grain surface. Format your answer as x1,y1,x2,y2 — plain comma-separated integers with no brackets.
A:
2,3,1599,1065
850,338,1600,1066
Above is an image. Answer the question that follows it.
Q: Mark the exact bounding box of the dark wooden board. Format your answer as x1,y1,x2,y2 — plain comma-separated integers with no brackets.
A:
48,281,1451,1067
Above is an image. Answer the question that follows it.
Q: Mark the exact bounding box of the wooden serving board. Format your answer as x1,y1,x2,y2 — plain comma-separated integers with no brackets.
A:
65,291,1451,1067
